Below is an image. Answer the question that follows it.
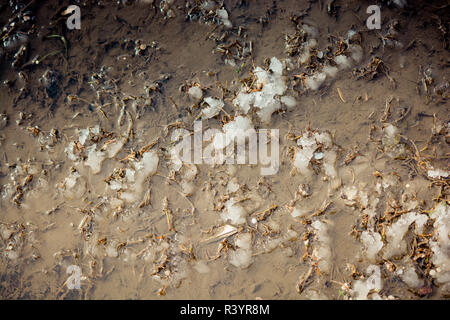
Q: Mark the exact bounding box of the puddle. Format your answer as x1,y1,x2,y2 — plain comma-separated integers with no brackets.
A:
0,0,449,299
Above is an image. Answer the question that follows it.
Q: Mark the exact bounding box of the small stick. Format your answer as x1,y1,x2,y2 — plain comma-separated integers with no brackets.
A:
337,87,346,103
296,265,315,294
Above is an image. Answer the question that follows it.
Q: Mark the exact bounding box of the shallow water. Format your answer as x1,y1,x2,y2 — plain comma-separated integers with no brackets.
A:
0,0,449,299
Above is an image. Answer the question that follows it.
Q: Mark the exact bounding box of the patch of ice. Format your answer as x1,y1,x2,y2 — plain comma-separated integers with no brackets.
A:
322,150,338,179
221,198,247,226
229,232,253,269
397,265,422,288
294,130,337,181
213,116,254,151
351,265,383,300
193,260,210,274
429,202,450,286
232,58,289,123
64,142,78,161
181,180,194,196
291,207,307,218
382,123,407,158
216,8,232,28
269,56,284,75
311,220,333,274
383,211,429,259
182,164,198,181
84,145,106,174
226,178,240,193
334,55,352,70
427,168,449,179
78,128,90,145
280,95,297,110
302,24,318,38
304,72,326,91
202,97,224,120
119,151,159,203
361,229,383,261
349,45,363,63
188,86,203,100
323,65,338,78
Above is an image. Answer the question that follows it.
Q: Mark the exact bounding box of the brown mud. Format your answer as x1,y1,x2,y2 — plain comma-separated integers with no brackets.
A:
0,0,449,299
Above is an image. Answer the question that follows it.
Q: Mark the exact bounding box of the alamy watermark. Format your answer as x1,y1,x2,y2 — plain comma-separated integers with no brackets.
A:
366,5,381,30
63,4,382,31
170,121,279,176
63,5,81,30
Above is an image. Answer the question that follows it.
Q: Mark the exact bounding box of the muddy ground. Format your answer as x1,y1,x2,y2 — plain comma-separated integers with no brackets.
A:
0,0,449,299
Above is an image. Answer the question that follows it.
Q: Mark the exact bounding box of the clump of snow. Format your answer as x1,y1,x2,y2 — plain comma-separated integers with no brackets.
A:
396,265,423,288
322,150,338,180
78,125,100,146
293,129,338,184
64,142,78,161
293,25,318,65
233,57,294,123
66,124,128,174
202,97,223,120
84,145,106,174
349,44,363,63
302,24,318,38
216,8,232,29
182,164,198,181
291,207,307,218
169,129,193,171
334,54,352,70
311,220,333,274
106,241,119,258
298,38,317,64
341,185,359,205
361,229,383,261
221,198,247,226
304,72,327,91
269,56,284,75
280,96,297,110
226,178,240,193
0,224,13,240
193,260,210,274
213,115,254,150
229,233,253,269
102,138,127,158
119,151,159,203
188,86,203,100
299,31,363,91
341,185,376,210
383,211,428,259
304,290,329,300
61,169,86,200
381,123,407,159
427,168,449,179
323,65,338,78
351,265,383,300
429,202,450,287
181,180,194,196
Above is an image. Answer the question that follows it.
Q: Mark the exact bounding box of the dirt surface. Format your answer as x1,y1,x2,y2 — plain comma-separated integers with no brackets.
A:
0,0,449,299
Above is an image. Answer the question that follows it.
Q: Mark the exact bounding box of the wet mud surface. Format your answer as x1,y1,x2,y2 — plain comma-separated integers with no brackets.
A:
0,0,449,299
